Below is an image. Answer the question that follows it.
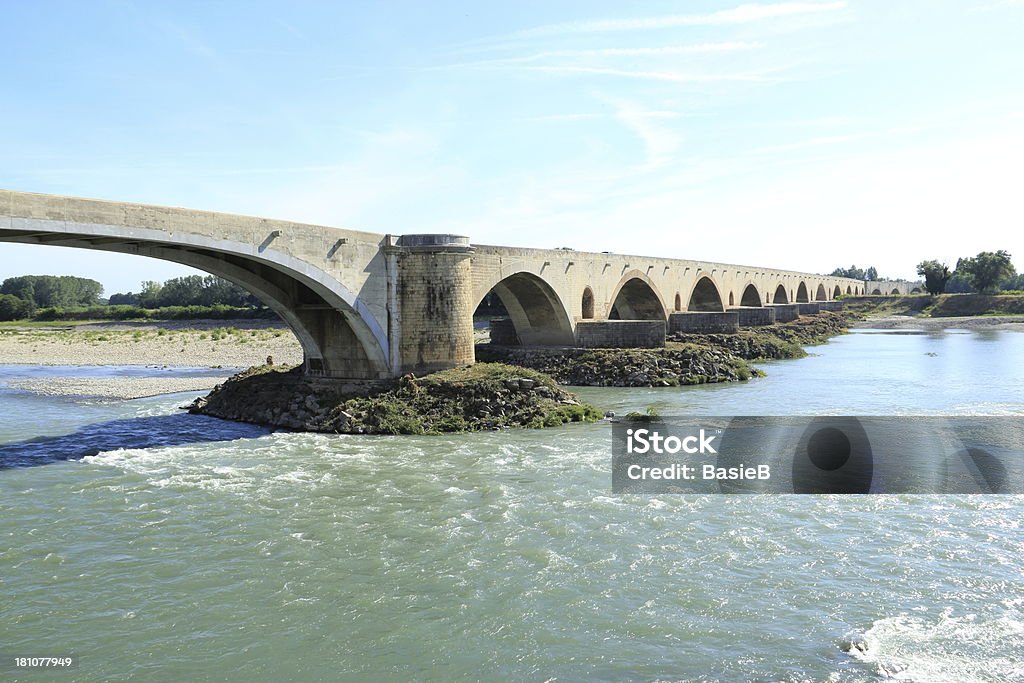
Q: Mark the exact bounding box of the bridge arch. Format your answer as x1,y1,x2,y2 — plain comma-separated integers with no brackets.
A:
0,222,390,378
911,287,923,294
871,288,882,295
610,271,667,320
688,275,725,312
833,285,842,298
476,271,575,345
796,281,810,303
890,288,900,295
846,285,852,295
740,283,762,307
674,292,682,312
773,284,789,304
815,283,828,301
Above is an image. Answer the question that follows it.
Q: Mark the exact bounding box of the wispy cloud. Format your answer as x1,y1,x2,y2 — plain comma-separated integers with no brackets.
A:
442,42,762,68
507,2,847,39
610,100,684,170
752,132,875,154
525,65,774,83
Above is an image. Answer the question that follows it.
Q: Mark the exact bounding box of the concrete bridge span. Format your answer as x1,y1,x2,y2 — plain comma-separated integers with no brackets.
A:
1,190,863,378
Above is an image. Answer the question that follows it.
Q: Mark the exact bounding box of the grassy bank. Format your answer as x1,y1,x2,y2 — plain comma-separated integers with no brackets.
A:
843,294,1024,318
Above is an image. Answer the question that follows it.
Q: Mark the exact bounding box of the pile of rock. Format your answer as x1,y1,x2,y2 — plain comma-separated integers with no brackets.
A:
476,345,756,387
189,362,602,434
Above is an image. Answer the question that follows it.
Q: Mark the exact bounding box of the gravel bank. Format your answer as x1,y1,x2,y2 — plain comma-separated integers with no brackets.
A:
5,376,233,399
0,324,303,367
0,322,303,399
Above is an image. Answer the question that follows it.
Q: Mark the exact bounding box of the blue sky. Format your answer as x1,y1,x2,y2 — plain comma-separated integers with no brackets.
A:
2,0,1023,295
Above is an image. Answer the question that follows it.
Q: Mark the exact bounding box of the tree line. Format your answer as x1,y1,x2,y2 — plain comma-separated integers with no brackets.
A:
0,274,264,321
829,265,880,281
916,250,1021,295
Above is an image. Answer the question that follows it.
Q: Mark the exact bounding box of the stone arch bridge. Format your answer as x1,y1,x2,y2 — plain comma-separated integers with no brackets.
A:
1,191,863,379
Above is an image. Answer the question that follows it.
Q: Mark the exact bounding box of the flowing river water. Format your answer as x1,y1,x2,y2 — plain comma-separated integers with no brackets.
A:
2,329,1024,681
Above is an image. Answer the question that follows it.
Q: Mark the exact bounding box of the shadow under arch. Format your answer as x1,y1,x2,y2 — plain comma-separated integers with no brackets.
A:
688,275,724,312
474,271,575,345
740,283,762,307
834,285,842,298
609,271,667,320
0,225,390,379
796,281,810,303
815,283,828,301
773,284,789,304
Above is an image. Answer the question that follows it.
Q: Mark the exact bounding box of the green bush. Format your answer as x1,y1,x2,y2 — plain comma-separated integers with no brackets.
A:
0,294,33,321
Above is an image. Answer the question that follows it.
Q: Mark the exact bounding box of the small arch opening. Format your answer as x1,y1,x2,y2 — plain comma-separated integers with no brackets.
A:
581,286,595,319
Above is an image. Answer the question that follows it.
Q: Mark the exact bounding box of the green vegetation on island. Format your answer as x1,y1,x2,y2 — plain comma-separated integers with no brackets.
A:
190,362,603,434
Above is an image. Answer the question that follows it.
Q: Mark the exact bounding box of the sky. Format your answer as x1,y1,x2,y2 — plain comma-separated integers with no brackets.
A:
2,0,1023,296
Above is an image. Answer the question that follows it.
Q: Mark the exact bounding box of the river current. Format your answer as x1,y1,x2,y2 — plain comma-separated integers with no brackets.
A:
2,329,1023,681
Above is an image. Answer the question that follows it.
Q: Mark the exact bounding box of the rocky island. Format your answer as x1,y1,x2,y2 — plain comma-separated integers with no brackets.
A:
188,311,854,433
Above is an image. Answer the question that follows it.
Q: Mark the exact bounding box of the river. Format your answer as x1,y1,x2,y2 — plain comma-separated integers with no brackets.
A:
2,329,1023,681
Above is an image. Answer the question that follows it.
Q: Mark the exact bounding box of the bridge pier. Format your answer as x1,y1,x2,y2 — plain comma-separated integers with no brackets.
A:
390,234,476,375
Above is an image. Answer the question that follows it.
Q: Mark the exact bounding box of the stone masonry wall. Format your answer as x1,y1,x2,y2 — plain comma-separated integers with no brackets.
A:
668,312,740,334
730,307,775,326
575,320,666,348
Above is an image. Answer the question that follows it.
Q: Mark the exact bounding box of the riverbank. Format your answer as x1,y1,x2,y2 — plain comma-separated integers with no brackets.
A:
852,315,1024,330
2,375,234,400
843,294,1024,330
0,321,303,367
189,363,603,433
844,293,1024,319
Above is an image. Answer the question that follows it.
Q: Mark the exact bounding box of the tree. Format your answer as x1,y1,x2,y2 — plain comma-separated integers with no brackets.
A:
955,250,1016,293
0,293,32,321
0,275,102,307
916,260,952,295
865,266,878,281
1000,273,1024,292
108,291,139,305
137,281,163,308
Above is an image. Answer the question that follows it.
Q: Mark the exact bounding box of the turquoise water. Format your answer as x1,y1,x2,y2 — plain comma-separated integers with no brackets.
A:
2,330,1023,681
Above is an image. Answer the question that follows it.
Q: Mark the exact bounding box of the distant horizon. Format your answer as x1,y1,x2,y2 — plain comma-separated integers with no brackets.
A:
3,1,1022,293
